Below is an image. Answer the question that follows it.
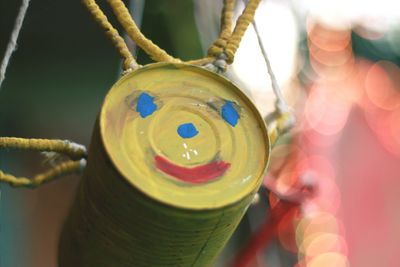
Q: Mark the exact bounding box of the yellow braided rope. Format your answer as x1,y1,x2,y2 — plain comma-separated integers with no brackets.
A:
82,0,138,71
0,160,85,188
208,0,236,58
106,0,181,63
186,56,215,66
82,0,260,67
0,137,86,159
0,137,87,188
225,0,261,63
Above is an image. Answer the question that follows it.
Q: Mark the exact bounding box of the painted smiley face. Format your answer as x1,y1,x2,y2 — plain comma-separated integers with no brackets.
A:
135,91,239,184
101,63,269,209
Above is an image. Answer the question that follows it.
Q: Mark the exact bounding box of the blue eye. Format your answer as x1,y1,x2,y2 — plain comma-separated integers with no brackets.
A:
177,123,199,139
221,100,239,127
137,92,157,118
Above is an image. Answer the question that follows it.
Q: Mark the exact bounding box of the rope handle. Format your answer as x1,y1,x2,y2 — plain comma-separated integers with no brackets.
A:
204,0,263,65
106,0,181,63
84,0,262,70
82,0,139,72
208,0,236,59
0,137,87,188
225,0,261,63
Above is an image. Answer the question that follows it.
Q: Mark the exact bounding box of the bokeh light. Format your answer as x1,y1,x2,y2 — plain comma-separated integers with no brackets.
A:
307,22,352,52
307,252,350,267
258,1,400,267
300,232,348,258
305,85,351,136
302,212,341,238
365,61,400,111
389,108,400,152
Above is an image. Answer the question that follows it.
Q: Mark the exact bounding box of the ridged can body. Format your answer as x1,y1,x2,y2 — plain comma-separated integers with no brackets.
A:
58,63,270,266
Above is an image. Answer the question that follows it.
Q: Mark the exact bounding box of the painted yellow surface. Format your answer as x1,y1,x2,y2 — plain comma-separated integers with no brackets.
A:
100,62,269,209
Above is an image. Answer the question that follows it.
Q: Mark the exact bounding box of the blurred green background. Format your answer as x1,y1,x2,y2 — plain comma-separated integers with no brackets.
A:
0,0,206,266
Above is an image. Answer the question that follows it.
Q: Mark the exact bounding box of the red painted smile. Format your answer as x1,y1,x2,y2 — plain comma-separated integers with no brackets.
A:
154,155,231,184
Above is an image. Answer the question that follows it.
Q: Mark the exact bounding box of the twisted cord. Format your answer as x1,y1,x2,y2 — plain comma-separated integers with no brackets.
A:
204,0,261,70
186,56,215,66
225,0,261,63
0,0,31,91
0,137,87,188
0,137,87,159
0,159,86,188
106,0,181,63
82,0,261,69
82,0,138,71
207,0,236,58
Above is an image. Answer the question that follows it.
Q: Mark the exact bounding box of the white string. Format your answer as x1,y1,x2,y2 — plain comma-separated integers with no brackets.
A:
252,19,290,113
0,0,32,91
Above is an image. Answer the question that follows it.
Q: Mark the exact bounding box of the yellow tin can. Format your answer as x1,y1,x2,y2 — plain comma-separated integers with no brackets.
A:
59,62,270,267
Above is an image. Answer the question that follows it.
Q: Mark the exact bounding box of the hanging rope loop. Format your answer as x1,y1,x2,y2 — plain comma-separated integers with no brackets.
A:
82,0,139,72
0,137,87,188
207,0,263,66
207,0,236,58
83,0,261,71
106,0,181,63
0,159,86,188
0,137,87,159
225,0,261,63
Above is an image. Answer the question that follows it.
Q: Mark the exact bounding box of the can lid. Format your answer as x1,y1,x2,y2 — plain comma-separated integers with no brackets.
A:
100,62,270,210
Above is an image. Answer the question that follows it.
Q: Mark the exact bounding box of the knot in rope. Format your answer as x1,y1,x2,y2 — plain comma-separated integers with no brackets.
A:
122,61,142,75
204,53,228,73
